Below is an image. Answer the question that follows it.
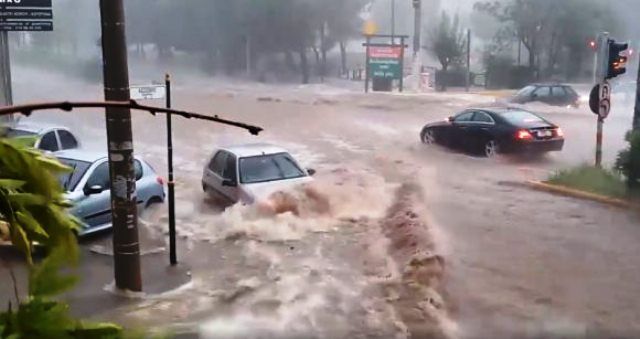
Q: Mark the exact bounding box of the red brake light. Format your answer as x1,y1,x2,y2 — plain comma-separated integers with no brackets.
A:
556,128,564,137
157,176,165,185
516,130,533,140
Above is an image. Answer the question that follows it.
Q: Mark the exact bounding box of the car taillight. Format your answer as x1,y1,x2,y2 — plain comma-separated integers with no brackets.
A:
157,176,165,185
556,128,564,137
516,130,533,140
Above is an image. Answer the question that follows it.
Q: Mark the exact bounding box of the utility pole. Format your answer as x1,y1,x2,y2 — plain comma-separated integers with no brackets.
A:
99,0,142,291
0,32,13,124
466,29,471,92
391,0,396,43
634,55,640,131
412,0,422,91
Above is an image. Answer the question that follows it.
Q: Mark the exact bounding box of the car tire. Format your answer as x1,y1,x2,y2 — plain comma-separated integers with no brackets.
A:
421,128,436,145
484,139,499,158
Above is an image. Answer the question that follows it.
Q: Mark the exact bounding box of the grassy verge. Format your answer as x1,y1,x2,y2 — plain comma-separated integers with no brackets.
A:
547,165,628,199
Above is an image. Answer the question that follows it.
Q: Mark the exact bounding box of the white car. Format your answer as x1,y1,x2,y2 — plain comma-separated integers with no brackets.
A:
202,143,315,205
3,122,80,153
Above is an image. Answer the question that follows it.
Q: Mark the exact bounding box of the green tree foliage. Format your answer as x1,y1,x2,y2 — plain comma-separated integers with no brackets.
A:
616,131,640,191
429,12,466,72
474,0,617,81
0,137,126,338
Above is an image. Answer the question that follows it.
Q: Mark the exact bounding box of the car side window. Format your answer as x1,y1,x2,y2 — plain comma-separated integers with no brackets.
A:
209,151,227,176
533,86,550,98
551,86,566,97
472,112,494,124
85,162,111,189
134,160,143,181
454,112,474,123
58,130,78,149
39,131,59,152
223,154,237,181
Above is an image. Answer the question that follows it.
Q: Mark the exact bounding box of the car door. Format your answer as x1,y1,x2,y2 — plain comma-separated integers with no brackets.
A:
219,153,239,202
531,86,551,104
203,150,231,201
37,130,60,152
78,161,113,229
450,111,475,149
57,129,79,150
467,111,496,151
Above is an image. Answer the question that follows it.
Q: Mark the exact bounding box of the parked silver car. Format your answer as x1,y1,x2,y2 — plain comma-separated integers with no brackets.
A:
56,150,165,235
3,122,80,152
202,143,315,205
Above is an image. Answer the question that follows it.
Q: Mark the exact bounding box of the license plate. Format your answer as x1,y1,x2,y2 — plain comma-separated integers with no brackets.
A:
537,130,552,137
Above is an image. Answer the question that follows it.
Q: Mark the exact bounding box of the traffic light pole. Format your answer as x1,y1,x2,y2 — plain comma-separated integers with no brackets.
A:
0,32,14,124
99,0,142,292
594,32,608,168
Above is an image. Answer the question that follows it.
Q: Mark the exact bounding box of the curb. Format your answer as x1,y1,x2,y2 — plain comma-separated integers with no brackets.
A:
525,180,636,209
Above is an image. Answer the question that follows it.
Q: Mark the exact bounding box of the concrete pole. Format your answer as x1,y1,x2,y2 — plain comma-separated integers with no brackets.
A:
412,0,422,91
466,29,471,92
99,0,142,292
0,31,14,124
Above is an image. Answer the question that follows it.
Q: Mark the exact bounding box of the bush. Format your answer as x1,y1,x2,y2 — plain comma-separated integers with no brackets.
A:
547,165,627,198
615,130,640,191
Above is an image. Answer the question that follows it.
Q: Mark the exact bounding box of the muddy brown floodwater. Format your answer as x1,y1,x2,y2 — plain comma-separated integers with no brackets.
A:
6,64,640,338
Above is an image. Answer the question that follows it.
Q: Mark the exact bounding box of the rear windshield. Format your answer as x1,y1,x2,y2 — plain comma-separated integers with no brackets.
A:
501,111,545,125
57,158,92,191
563,86,578,97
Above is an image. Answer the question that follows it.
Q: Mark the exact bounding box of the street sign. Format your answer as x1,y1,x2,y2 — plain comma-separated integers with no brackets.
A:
599,81,611,119
368,46,403,59
130,85,166,100
0,0,53,32
363,20,377,35
369,59,401,78
0,21,51,31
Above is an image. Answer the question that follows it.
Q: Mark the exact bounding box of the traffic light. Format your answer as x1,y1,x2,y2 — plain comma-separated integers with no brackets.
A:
606,39,629,79
588,40,597,51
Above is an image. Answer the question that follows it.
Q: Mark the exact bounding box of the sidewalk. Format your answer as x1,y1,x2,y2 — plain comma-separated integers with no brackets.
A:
0,225,192,320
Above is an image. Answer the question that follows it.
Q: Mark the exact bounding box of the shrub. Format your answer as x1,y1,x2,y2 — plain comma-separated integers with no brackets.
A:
615,130,640,191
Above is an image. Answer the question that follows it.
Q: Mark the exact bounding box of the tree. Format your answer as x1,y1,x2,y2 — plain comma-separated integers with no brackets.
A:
0,136,125,338
428,12,465,90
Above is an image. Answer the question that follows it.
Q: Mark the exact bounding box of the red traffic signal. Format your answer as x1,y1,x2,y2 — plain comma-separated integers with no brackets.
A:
588,40,597,50
606,39,629,79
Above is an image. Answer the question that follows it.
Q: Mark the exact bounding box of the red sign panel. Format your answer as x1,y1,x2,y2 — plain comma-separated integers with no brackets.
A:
368,46,403,59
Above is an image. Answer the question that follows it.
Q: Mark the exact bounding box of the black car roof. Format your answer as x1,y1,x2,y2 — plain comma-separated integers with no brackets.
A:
466,106,527,114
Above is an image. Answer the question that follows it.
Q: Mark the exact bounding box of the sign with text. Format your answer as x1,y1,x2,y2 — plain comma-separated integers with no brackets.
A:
0,0,53,31
368,46,403,59
369,58,401,79
130,85,166,100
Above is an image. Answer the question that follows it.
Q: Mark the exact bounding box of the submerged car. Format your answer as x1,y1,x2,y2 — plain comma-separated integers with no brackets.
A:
2,122,80,152
56,150,165,235
202,143,315,205
420,107,564,157
508,83,580,107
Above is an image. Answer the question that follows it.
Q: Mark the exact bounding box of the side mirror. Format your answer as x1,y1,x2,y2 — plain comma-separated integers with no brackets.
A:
307,168,316,176
531,93,538,99
447,116,454,122
222,179,237,187
83,185,103,196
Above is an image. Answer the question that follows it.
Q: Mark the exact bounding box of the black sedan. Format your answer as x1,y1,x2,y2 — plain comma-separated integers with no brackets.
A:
420,108,564,157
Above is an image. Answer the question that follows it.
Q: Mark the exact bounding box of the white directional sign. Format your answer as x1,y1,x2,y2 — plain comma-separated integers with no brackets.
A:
130,85,166,100
598,81,611,119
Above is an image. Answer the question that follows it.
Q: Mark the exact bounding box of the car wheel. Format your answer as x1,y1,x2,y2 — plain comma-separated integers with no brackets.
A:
421,128,436,144
484,140,499,158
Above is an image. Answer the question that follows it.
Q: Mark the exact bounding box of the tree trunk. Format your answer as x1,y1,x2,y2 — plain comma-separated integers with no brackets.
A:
440,64,448,91
285,51,297,72
299,47,310,84
312,47,320,70
339,41,347,76
320,22,327,80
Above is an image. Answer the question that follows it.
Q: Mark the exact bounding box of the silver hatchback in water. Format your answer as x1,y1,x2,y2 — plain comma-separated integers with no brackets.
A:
56,150,165,235
201,143,315,205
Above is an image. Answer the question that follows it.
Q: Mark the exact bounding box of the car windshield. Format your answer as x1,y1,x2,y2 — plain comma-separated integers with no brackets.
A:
239,152,306,184
501,111,546,124
57,158,92,191
516,85,536,96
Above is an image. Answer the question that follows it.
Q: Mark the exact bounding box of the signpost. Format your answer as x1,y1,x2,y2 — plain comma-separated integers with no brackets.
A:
0,0,53,125
130,79,177,266
363,34,408,93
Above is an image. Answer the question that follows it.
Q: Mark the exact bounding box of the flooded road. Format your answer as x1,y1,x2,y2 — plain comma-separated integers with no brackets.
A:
6,65,640,338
